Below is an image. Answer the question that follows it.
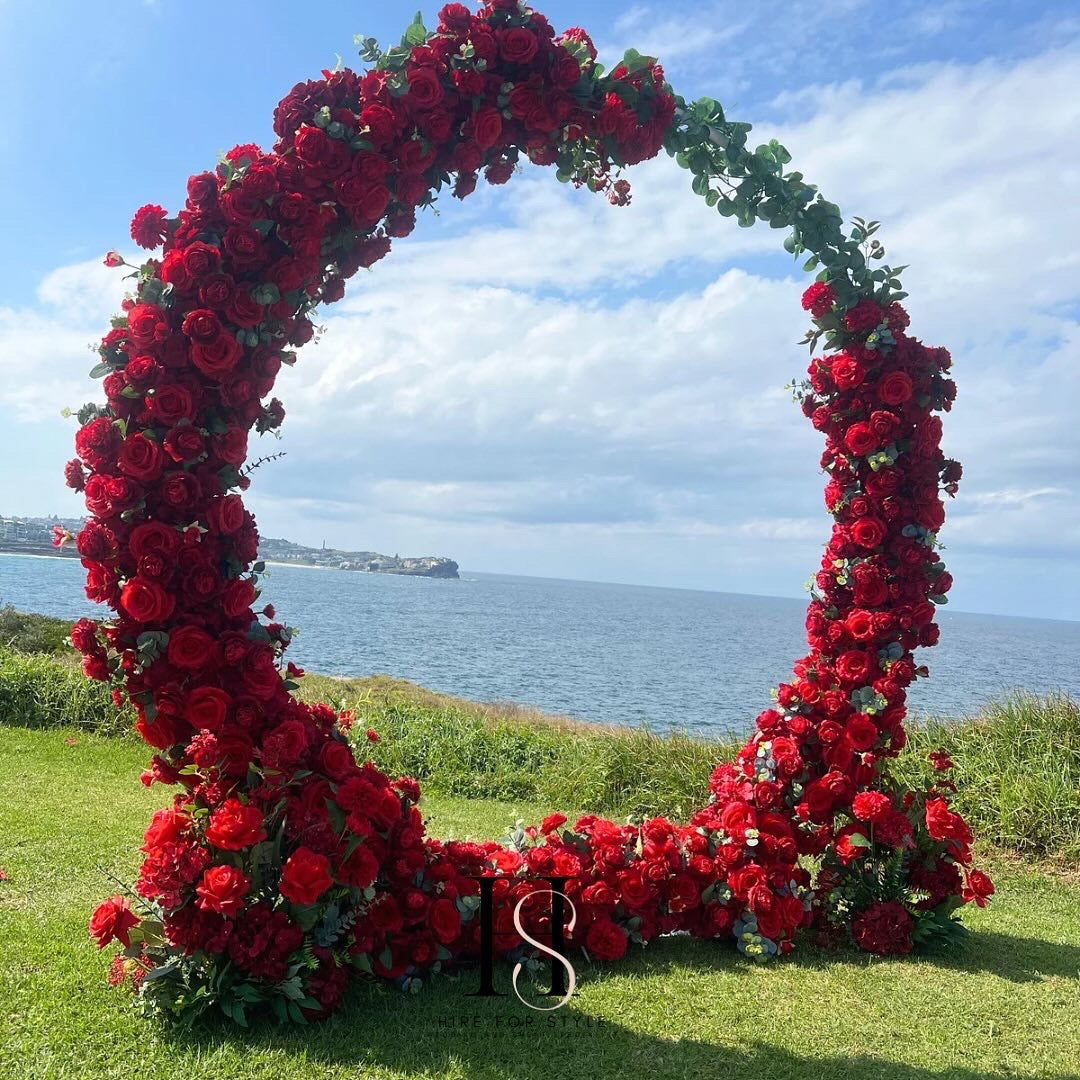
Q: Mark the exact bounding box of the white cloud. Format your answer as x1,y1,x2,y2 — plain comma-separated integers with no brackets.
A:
3,40,1079,616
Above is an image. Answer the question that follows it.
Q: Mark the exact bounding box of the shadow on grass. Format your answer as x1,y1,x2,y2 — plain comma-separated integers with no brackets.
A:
165,926,1079,1080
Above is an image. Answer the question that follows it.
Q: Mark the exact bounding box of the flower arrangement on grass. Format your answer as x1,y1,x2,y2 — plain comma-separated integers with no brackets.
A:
65,1,990,1025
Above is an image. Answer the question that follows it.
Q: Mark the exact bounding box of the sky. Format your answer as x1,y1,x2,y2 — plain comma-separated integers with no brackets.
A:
1,0,1078,620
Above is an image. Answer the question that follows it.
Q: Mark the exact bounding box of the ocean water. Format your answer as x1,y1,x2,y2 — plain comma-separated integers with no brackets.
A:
2,552,1077,738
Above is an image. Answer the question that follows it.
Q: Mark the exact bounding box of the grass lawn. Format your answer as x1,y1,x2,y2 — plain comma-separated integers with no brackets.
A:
1,728,1079,1080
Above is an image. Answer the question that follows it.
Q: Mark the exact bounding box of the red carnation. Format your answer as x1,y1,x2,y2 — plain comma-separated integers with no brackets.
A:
801,281,835,318
130,204,170,249
852,791,891,823
585,917,629,961
844,298,884,333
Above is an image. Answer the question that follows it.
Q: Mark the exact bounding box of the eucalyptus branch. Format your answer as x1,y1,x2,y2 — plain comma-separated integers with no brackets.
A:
242,452,288,476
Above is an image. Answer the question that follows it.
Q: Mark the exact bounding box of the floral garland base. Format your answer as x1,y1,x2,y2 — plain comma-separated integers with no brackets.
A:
68,2,991,1026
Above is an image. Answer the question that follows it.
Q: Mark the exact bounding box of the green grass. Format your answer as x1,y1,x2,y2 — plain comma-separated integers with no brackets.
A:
1,726,1079,1080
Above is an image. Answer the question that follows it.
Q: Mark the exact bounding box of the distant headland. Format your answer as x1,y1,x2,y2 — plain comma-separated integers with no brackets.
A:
259,537,458,578
0,515,459,580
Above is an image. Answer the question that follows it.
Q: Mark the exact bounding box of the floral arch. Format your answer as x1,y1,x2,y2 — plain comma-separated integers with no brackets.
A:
70,1,991,1025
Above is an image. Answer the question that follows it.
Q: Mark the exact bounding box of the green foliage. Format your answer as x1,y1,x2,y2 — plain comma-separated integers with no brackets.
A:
665,98,910,323
0,649,128,735
0,606,72,656
900,692,1080,862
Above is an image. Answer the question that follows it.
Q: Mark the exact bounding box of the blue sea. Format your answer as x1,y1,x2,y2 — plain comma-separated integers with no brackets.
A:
2,552,1077,738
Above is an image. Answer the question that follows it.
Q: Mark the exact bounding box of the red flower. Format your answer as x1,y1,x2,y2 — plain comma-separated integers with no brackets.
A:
130,204,169,249
925,798,973,847
119,577,175,624
877,371,913,406
962,869,994,908
205,799,266,851
428,897,461,944
279,847,334,906
89,896,140,948
801,281,835,318
586,917,629,961
852,901,913,955
196,865,250,916
852,791,891,823
844,298,884,333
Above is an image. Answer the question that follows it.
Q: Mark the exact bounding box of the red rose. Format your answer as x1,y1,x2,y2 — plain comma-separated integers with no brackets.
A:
428,897,462,944
187,171,218,209
120,576,175,624
835,650,873,684
843,422,879,457
163,426,205,463
196,864,250,916
924,798,973,846
829,354,864,390
437,2,472,31
280,847,334,906
834,824,870,865
541,813,567,834
204,798,266,851
127,303,166,347
115,433,164,483
147,383,196,425
498,26,539,65
181,241,220,276
191,334,243,379
187,686,231,731
405,65,444,109
207,494,246,536
334,843,378,891
850,517,887,549
89,896,139,948
167,626,216,671
181,309,223,344
585,917,628,961
199,273,235,308
877,371,913,406
468,106,503,150
962,869,994,908
847,713,880,750
318,738,356,782
222,577,257,619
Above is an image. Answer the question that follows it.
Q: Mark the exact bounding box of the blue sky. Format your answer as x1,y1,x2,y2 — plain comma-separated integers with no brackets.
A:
1,0,1078,619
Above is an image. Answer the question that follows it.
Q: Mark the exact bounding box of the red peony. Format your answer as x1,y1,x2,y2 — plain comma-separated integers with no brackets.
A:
279,847,334,906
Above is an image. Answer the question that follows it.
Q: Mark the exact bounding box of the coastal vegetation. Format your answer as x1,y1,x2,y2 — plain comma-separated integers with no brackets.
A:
3,609,1078,863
